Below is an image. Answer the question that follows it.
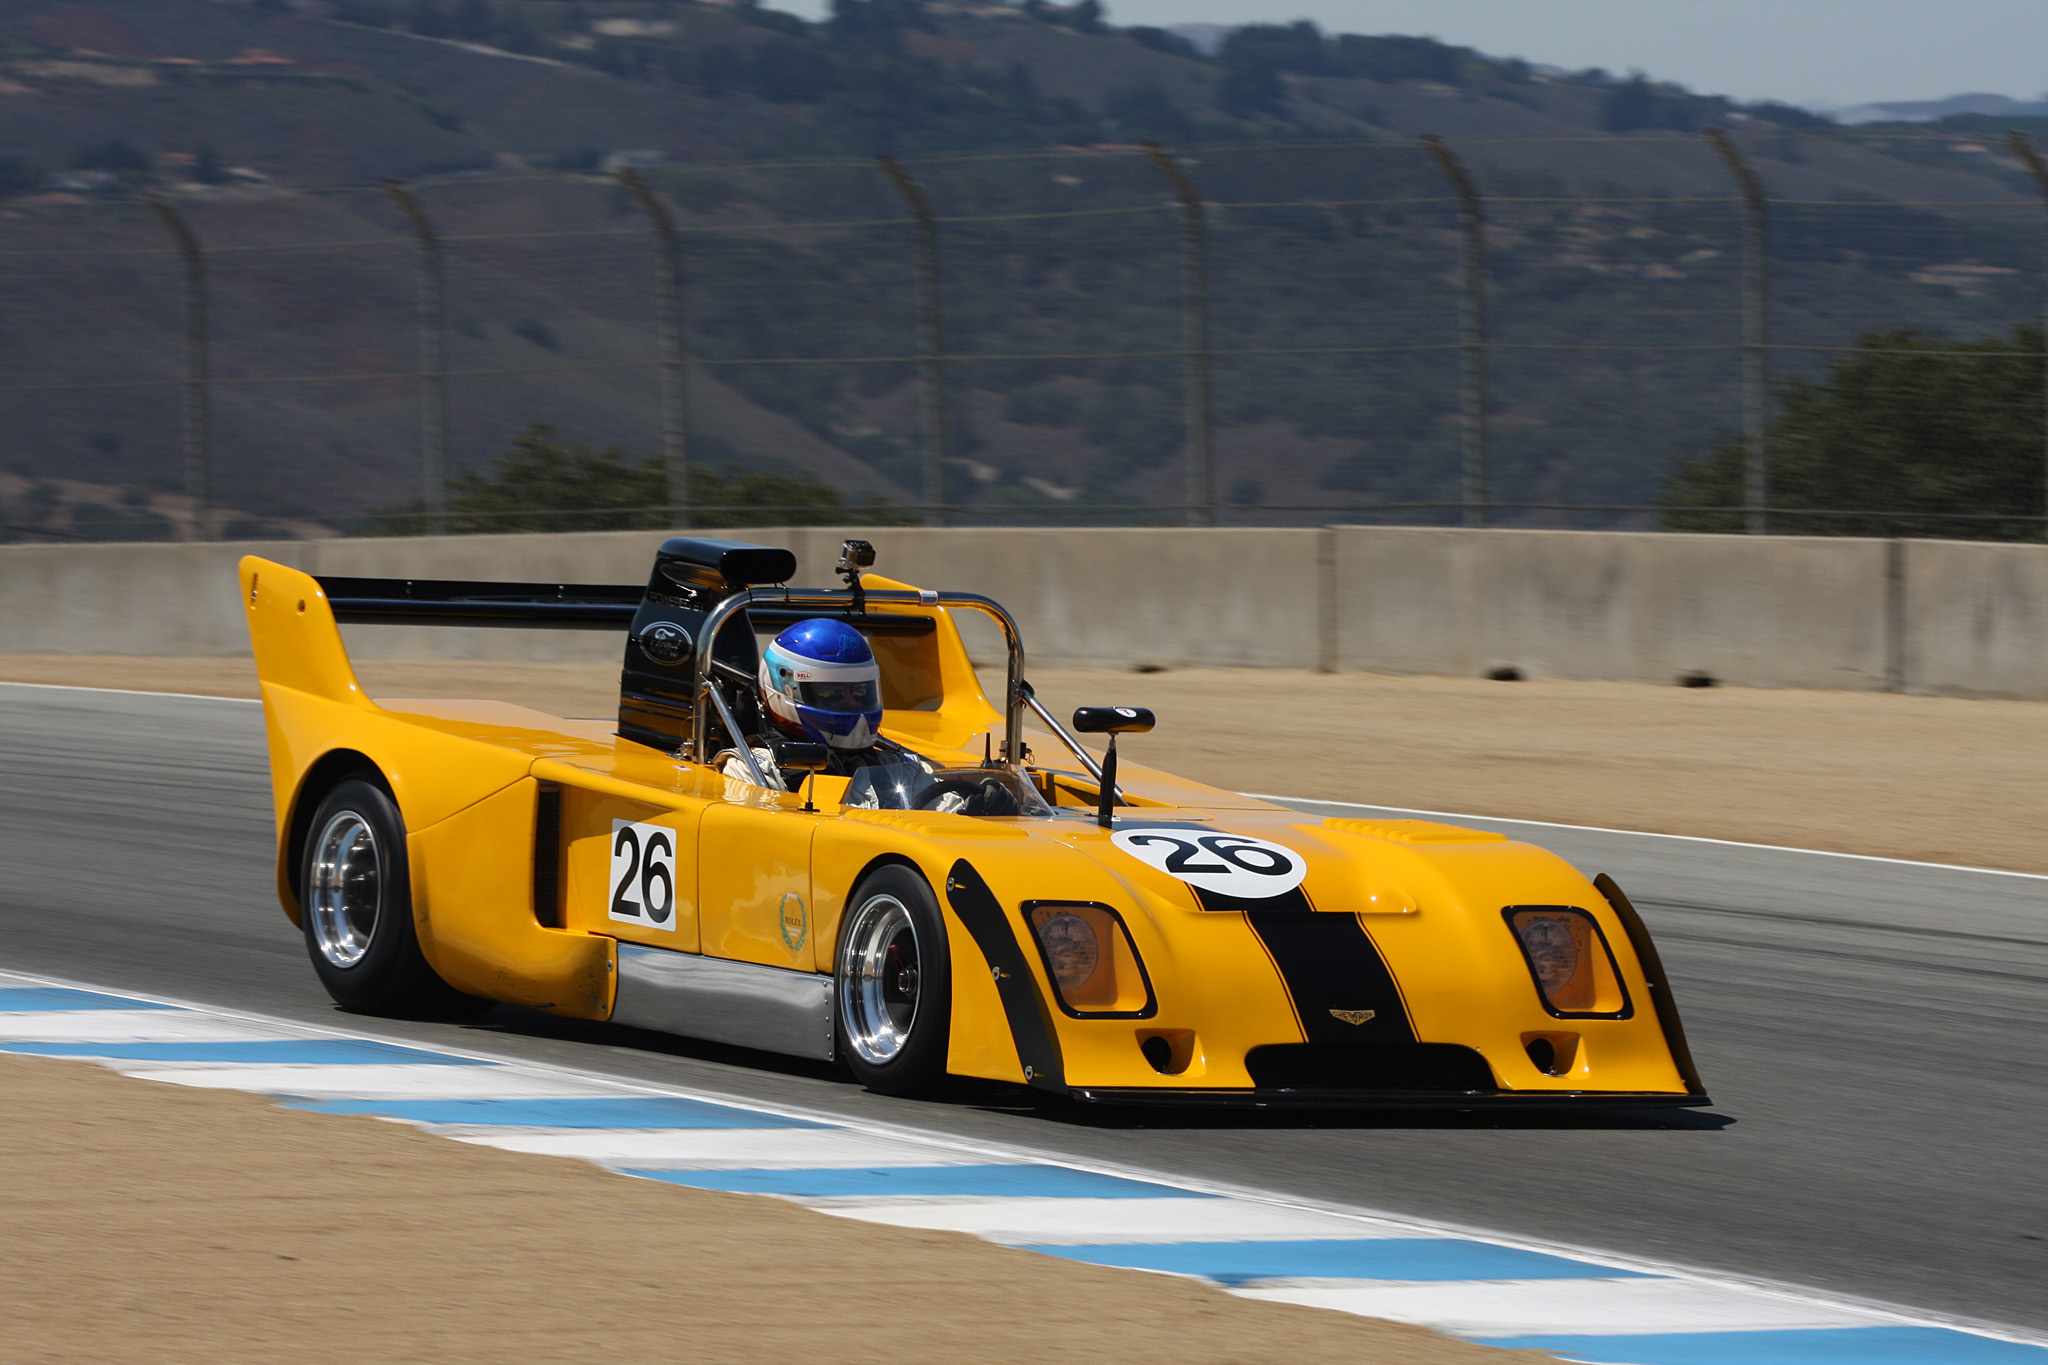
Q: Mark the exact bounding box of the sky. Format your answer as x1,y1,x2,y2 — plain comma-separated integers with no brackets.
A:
762,0,2048,111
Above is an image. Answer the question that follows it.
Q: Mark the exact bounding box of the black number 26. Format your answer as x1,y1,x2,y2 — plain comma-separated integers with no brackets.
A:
611,824,675,925
1128,832,1294,876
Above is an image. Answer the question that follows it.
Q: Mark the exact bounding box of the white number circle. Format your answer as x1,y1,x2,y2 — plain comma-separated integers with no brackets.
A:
1110,827,1308,899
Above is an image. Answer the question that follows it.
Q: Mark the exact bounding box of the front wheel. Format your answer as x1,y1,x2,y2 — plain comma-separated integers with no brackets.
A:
835,865,951,1096
300,778,472,1016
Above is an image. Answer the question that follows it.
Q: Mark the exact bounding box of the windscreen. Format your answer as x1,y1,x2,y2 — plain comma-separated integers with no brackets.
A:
843,761,1049,818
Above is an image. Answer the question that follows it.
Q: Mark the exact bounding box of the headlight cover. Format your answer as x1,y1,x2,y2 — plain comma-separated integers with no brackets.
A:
1024,901,1156,1017
1504,907,1632,1018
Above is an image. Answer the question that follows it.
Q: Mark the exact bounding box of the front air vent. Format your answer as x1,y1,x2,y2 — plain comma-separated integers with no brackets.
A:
1245,1043,1498,1093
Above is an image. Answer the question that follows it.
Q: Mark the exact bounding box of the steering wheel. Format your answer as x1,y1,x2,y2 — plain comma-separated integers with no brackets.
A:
913,777,1022,817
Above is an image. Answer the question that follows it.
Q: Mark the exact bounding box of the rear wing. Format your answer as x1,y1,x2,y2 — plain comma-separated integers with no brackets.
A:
315,575,938,638
317,577,641,629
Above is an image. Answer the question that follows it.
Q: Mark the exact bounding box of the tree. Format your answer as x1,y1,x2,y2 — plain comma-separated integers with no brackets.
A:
1600,75,1698,133
379,423,890,533
1660,326,2045,538
1223,22,1333,77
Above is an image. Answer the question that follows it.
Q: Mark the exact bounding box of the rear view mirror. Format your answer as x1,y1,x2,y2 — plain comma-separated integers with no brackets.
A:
776,741,831,773
1069,708,1153,830
1071,706,1155,735
774,740,831,811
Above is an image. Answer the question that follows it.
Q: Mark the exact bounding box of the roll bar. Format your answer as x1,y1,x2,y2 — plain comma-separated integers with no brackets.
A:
691,586,1026,768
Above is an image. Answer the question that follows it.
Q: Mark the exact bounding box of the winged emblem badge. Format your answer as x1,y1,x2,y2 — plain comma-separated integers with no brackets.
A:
1329,1008,1376,1025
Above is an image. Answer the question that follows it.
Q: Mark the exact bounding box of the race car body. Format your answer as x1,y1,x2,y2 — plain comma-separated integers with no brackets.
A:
239,536,1707,1106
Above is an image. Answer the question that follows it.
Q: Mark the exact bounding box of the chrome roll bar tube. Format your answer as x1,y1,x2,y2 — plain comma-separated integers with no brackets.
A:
689,586,1027,769
1018,683,1125,806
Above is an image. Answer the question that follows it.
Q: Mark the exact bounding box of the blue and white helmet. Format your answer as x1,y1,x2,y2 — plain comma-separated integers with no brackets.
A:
758,618,884,750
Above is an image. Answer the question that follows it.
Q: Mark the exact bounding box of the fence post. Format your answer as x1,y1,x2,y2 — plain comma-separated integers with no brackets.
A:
618,167,691,528
146,198,210,540
877,156,948,527
1421,136,1489,527
2005,132,2048,542
1143,141,1214,528
383,182,448,536
1705,127,1770,535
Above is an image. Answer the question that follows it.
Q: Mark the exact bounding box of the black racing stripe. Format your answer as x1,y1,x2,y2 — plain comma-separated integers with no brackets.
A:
1189,884,1315,916
943,859,1065,1090
1232,895,1418,1045
1596,873,1708,1098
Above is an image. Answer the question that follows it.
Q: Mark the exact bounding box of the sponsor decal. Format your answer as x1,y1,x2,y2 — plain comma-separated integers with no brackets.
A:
779,892,808,951
1110,827,1309,899
637,621,690,665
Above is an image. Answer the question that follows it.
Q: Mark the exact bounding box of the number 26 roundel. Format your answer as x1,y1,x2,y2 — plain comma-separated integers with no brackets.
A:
1109,827,1308,899
609,819,678,929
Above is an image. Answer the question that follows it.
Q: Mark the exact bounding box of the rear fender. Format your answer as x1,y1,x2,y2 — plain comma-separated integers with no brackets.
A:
407,776,614,1018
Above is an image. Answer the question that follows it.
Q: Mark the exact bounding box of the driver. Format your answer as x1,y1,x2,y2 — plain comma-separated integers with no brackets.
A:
720,617,924,791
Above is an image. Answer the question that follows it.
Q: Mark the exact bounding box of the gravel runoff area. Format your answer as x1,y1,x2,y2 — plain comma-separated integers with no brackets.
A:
5,654,2047,872
0,1052,1525,1365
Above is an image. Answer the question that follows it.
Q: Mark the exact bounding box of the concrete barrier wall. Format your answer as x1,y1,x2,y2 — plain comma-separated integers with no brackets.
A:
1333,528,1896,691
1,526,2043,698
1901,539,2048,698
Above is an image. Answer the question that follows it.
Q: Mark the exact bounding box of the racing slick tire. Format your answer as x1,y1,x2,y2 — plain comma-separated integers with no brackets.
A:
834,865,952,1097
299,778,479,1017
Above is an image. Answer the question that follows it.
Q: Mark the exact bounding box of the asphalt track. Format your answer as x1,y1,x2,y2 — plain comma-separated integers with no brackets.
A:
2,684,2042,1336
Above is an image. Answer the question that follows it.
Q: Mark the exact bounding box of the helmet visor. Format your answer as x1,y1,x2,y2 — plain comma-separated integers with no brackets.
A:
795,678,881,712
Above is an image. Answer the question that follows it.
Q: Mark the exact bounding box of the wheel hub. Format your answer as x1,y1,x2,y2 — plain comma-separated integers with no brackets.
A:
841,894,921,1066
308,810,381,969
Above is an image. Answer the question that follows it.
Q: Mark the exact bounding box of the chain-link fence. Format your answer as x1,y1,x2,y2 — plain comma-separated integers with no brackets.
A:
2,128,2044,541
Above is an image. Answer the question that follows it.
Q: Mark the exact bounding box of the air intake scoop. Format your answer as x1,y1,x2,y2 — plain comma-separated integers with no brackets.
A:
655,538,797,593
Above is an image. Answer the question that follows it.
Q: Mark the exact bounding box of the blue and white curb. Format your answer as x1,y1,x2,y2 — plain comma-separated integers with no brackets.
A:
3,970,2042,1365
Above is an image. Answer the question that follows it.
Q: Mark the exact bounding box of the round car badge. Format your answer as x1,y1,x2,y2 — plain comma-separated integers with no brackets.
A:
1110,827,1308,899
637,621,691,667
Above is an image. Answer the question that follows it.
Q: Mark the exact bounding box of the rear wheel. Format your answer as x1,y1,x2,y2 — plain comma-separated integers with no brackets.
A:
300,778,474,1016
835,865,951,1096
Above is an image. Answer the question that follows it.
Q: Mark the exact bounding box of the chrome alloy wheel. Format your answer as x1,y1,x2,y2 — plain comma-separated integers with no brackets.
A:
307,809,382,969
840,893,923,1066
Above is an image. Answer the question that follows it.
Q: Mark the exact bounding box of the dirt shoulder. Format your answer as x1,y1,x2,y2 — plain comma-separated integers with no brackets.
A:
0,1052,1516,1365
7,655,2047,872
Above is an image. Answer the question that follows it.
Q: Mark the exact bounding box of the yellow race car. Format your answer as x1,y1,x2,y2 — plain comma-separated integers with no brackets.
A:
240,536,1706,1107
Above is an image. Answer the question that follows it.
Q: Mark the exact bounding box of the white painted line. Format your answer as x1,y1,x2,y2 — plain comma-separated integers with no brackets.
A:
0,680,262,704
438,1127,975,1169
113,1064,641,1100
1248,792,2048,882
1234,1277,1899,1337
0,1011,293,1043
817,1196,1422,1245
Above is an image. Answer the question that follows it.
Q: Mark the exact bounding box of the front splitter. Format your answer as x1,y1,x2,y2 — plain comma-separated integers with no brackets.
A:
1067,1086,1713,1109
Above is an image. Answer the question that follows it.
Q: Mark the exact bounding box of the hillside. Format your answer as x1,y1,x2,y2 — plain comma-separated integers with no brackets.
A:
0,0,2040,535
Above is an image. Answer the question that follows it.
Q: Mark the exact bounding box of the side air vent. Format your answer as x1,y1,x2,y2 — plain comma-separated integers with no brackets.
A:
532,783,562,928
